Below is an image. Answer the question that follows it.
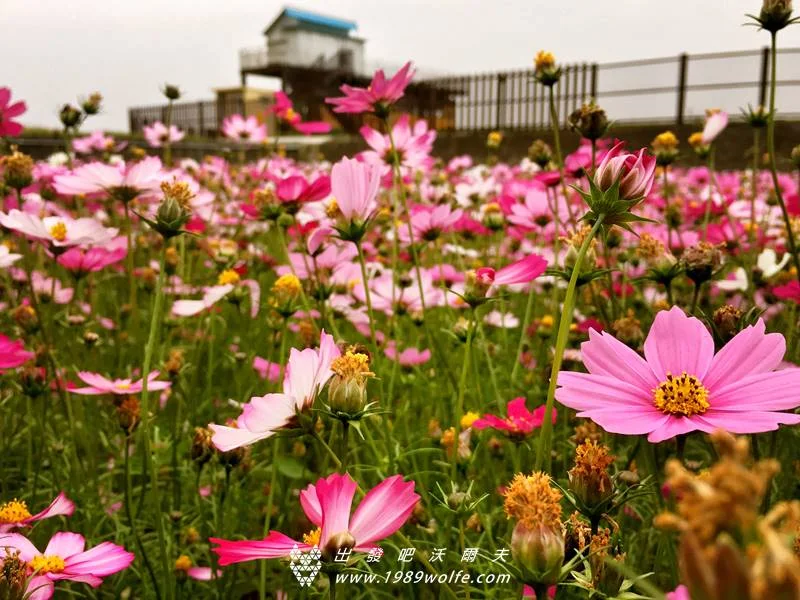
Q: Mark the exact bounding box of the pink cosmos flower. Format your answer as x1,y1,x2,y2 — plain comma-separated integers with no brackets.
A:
0,531,134,600
556,306,800,443
701,111,728,145
252,356,281,382
52,156,163,200
0,334,35,371
401,204,463,243
0,492,75,533
69,371,171,395
472,397,555,438
773,280,800,304
0,245,22,268
209,330,339,451
331,156,382,222
270,91,332,135
210,472,419,565
275,174,331,207
171,278,261,318
57,238,127,275
0,210,118,248
475,254,548,288
593,142,656,200
666,585,690,600
0,87,26,137
221,114,267,144
29,272,74,304
143,121,185,147
326,62,415,114
72,131,114,154
359,114,436,173
384,343,431,367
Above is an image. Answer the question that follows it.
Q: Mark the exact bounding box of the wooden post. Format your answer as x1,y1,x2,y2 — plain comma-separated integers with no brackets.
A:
676,53,689,126
496,73,507,130
590,63,598,99
198,102,205,135
758,46,770,108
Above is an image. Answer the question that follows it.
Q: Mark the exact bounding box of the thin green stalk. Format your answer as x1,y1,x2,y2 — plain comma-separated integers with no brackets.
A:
355,241,378,352
276,222,319,335
701,147,717,242
548,85,577,226
452,310,476,474
511,284,537,384
259,438,279,600
766,31,800,285
164,99,174,167
138,244,172,599
536,216,605,472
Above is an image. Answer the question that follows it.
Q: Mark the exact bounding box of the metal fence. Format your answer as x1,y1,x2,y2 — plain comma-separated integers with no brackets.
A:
129,47,800,135
128,97,245,137
409,47,800,131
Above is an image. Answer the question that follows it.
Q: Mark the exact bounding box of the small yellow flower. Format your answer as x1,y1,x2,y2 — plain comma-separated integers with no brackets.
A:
534,51,556,71
174,555,192,572
460,411,481,429
652,131,679,152
217,269,240,286
688,132,705,149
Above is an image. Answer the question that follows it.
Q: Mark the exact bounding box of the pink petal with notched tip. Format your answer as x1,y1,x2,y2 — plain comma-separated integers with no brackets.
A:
349,475,419,547
576,408,670,437
643,307,715,380
708,368,800,412
28,492,75,523
702,319,785,390
44,531,85,558
208,423,274,452
317,473,357,547
581,328,659,392
210,532,307,565
556,372,652,411
695,410,800,434
63,541,134,577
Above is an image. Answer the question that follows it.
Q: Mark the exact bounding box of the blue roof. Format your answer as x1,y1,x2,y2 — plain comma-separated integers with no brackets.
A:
281,7,357,32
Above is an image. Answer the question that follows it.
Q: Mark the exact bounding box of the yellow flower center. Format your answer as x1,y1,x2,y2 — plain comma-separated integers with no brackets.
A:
272,274,302,297
49,222,67,242
534,50,556,70
303,527,321,547
503,472,563,530
117,382,131,390
284,108,297,121
326,198,340,219
653,372,710,416
331,351,373,380
0,499,32,523
29,555,66,574
217,269,240,286
174,555,192,572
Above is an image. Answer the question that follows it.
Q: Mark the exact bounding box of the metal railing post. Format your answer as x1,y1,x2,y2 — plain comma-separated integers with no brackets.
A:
676,53,689,126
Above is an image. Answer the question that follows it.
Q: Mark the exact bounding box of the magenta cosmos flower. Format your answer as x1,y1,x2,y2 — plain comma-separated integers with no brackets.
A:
326,62,415,115
359,114,436,172
270,91,332,135
0,210,118,249
0,531,134,600
210,330,339,451
56,238,127,275
556,306,800,443
69,370,171,395
143,121,185,147
593,142,656,200
0,334,35,371
472,397,556,438
384,342,431,367
210,472,419,565
0,492,74,533
331,156,382,222
221,114,267,144
475,254,548,288
0,87,26,137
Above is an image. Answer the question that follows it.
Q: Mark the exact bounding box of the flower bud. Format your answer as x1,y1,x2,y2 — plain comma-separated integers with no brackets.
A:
651,131,680,166
327,350,373,416
163,84,182,101
534,51,561,87
486,131,503,150
756,0,795,32
117,396,140,434
0,550,27,600
81,92,103,115
511,522,565,586
2,150,34,191
568,101,609,141
568,441,615,510
152,180,193,239
59,104,82,129
191,427,215,465
528,140,553,168
713,305,744,343
682,242,722,285
791,144,800,169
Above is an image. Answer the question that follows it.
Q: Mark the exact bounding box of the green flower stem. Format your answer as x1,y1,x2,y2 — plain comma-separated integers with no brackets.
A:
124,202,137,315
701,146,718,242
138,244,172,599
766,31,800,285
275,222,319,335
164,99,174,167
452,309,476,474
259,437,279,600
355,240,378,352
548,85,577,226
536,216,605,472
511,285,537,384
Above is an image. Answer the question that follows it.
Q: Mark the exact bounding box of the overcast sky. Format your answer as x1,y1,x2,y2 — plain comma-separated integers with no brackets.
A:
4,0,800,131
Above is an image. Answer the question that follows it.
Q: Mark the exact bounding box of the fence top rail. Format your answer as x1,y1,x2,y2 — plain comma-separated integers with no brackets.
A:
596,46,800,70
130,100,217,113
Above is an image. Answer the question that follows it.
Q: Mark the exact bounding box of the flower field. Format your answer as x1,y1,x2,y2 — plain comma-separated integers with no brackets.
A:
2,3,800,599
